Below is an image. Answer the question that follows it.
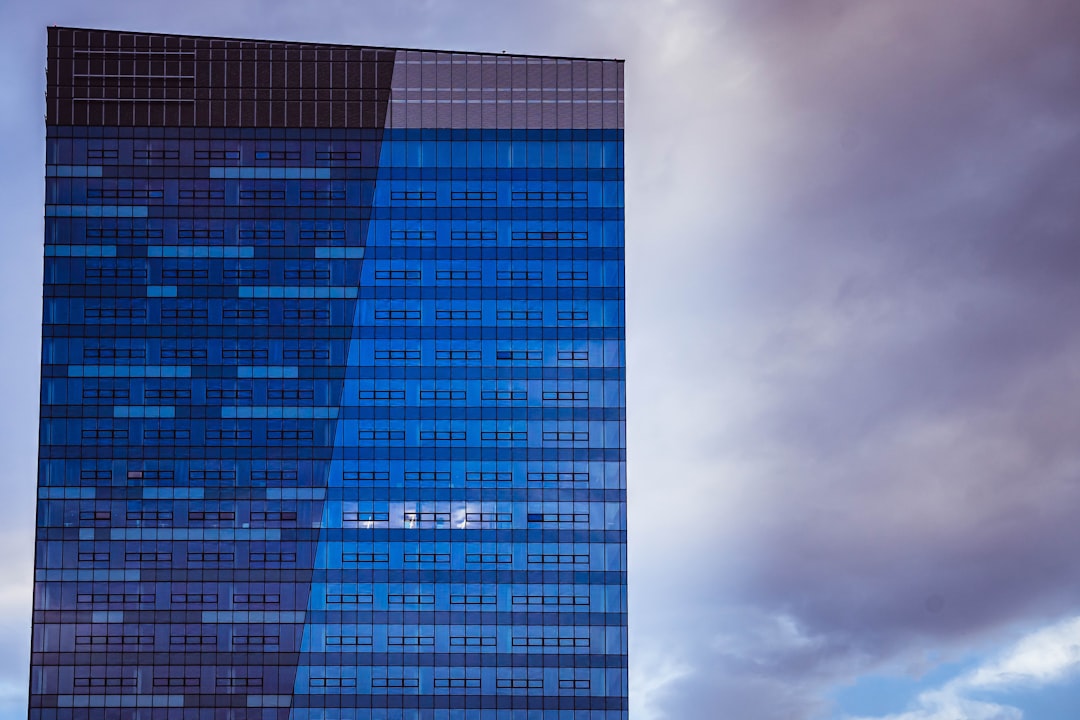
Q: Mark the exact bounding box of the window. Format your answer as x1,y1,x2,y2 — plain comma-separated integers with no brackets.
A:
145,388,192,399
435,678,481,688
125,552,173,562
187,552,234,563
218,678,262,688
450,636,495,646
559,679,592,689
180,189,224,200
207,388,253,400
511,230,588,243
527,472,590,483
404,512,451,523
450,191,496,202
343,511,389,523
404,471,450,484
465,472,512,484
388,594,434,605
189,511,235,521
127,510,173,521
206,429,251,441
527,554,589,564
372,678,419,688
239,189,285,201
270,388,313,400
420,431,465,442
436,309,481,321
420,389,465,401
171,594,217,604
309,677,356,688
542,391,589,402
326,635,373,646
512,595,589,606
83,429,128,440
403,553,449,563
233,593,279,604
343,471,391,482
465,554,512,564
542,431,590,444
497,679,543,689
375,349,421,362
250,552,296,563
358,430,405,441
388,636,435,646
435,270,480,281
326,594,372,604
465,512,512,523
450,595,495,605
154,677,200,688
435,349,481,362
481,431,527,442
179,227,225,240
390,190,435,201
510,191,587,202
450,230,496,242
267,429,313,441
252,469,298,483
189,470,237,483
343,553,389,563
83,388,129,400
301,190,346,201
298,228,344,240
250,511,296,523
511,637,589,648
389,229,436,242
133,149,179,160
359,389,405,401
496,350,541,362
375,309,420,321
233,635,277,646
74,677,138,688
497,270,541,282
481,390,526,402
376,269,421,281
527,513,590,523
496,310,541,322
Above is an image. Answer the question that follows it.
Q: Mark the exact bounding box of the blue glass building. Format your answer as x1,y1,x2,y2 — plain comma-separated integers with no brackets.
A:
34,28,625,720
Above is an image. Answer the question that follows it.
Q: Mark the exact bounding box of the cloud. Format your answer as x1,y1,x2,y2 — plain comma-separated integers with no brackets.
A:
848,615,1080,720
623,0,1080,717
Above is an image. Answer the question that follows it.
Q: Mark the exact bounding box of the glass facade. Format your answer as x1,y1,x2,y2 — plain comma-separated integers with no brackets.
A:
33,28,625,720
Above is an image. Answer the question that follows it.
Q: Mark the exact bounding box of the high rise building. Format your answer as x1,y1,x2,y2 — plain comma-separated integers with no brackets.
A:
34,27,625,720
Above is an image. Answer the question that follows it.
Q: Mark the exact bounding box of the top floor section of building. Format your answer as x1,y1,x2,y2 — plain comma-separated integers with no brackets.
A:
46,27,624,130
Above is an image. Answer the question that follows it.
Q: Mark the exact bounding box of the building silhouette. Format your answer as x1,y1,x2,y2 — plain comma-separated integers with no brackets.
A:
34,27,625,720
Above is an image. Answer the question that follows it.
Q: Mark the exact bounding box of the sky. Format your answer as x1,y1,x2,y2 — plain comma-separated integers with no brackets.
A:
2,0,1080,718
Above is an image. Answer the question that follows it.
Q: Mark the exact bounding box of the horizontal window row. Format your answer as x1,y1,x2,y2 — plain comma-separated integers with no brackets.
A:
352,430,595,445
371,270,589,283
72,592,592,607
72,468,589,484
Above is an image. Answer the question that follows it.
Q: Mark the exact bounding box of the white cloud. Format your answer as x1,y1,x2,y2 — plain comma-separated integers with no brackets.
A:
964,617,1080,690
850,615,1080,720
630,649,694,720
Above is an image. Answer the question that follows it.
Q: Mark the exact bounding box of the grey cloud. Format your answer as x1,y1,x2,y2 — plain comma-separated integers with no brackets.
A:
623,0,1080,717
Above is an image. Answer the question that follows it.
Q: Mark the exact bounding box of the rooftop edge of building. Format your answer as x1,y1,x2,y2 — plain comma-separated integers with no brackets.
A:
46,25,626,64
